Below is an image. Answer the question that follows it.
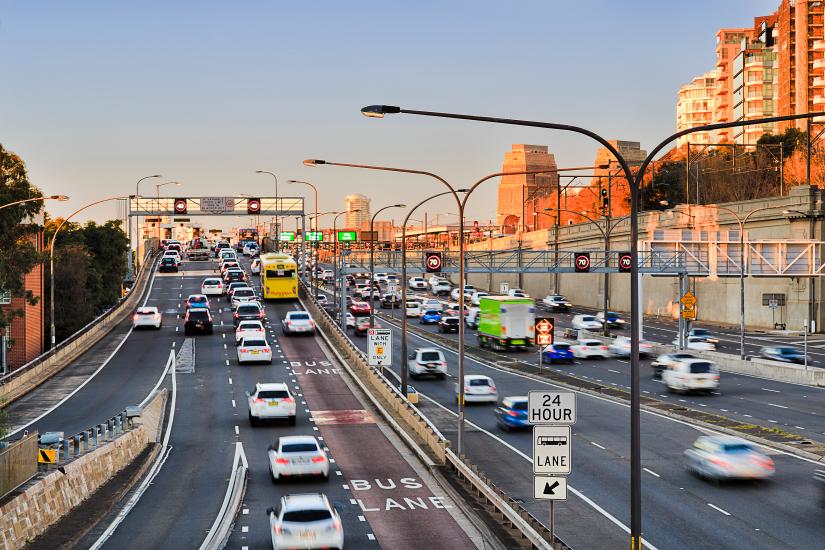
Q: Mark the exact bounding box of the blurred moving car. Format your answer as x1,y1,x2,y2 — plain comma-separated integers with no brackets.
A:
542,295,572,311
450,285,477,301
405,301,422,318
250,258,261,275
200,277,224,296
685,435,774,482
267,436,329,482
266,493,343,550
672,336,717,351
541,343,574,364
471,291,489,306
595,311,626,329
759,346,808,364
315,294,329,306
282,311,315,335
431,280,451,296
572,314,602,331
608,335,653,357
571,339,609,359
184,308,213,335
438,316,460,333
662,357,719,394
349,301,371,317
235,320,265,344
688,328,719,344
408,348,447,379
237,337,273,364
456,375,497,404
247,382,296,426
421,298,443,312
133,307,162,329
408,276,428,290
494,396,529,430
507,288,530,298
651,352,698,379
465,306,480,329
354,317,381,336
420,310,442,325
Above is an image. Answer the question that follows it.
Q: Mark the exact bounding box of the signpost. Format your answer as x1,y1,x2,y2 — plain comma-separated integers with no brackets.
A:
200,196,235,213
680,290,697,321
279,231,296,242
305,231,324,242
367,328,392,367
618,252,632,273
528,390,576,545
499,282,510,294
337,231,357,242
535,317,555,371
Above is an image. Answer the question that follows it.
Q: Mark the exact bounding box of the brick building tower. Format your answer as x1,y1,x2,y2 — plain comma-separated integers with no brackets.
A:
495,144,558,233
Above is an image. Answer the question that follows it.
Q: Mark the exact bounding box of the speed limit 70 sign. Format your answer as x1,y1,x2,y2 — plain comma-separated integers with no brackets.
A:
574,252,590,273
618,252,632,273
425,252,443,273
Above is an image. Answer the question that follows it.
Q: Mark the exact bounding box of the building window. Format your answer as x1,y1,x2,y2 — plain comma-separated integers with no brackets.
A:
0,290,10,305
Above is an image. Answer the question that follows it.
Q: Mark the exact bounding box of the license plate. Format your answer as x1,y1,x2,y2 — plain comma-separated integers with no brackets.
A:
293,457,310,464
251,350,259,355
300,531,316,539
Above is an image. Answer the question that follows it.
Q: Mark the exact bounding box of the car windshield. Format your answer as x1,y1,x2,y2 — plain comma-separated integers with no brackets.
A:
290,313,310,320
282,509,332,523
553,344,571,351
204,279,221,285
692,329,710,337
421,352,441,362
188,311,209,320
238,323,261,330
582,316,596,322
444,318,459,323
469,378,490,386
136,308,155,315
189,296,207,303
162,258,175,264
777,347,799,355
281,443,318,453
510,401,528,411
721,443,754,454
425,311,440,316
238,305,260,314
689,362,714,374
243,339,267,347
234,290,254,297
258,390,289,398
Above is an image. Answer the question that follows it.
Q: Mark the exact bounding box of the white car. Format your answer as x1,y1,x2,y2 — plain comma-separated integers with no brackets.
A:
374,272,389,283
247,382,296,426
282,311,315,335
231,288,259,308
162,250,181,265
342,312,355,330
218,250,237,261
267,493,343,550
408,348,447,379
315,294,328,306
456,374,498,404
353,284,371,298
242,243,258,256
235,320,265,344
673,336,717,352
251,258,261,275
663,358,720,394
542,295,572,311
200,277,224,296
321,269,334,282
132,307,162,329
237,337,273,365
608,335,654,357
572,339,609,359
409,276,428,290
507,288,529,298
450,286,477,301
465,306,480,328
405,301,422,317
471,291,489,306
268,435,330,482
421,298,443,312
572,314,602,331
431,281,452,296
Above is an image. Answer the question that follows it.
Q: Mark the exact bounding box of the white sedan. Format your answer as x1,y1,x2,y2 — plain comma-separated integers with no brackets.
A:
235,320,265,344
267,494,343,550
282,311,315,335
250,258,261,275
572,339,610,359
247,382,296,426
455,374,498,404
450,286,477,301
608,336,654,357
267,435,330,481
572,314,602,331
132,307,162,329
672,336,717,351
200,277,224,296
409,277,428,290
237,337,273,364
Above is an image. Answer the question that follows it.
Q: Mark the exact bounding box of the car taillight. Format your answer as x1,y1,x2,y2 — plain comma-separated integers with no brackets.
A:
506,410,520,417
154,314,161,320
282,397,294,403
273,525,282,534
311,456,326,463
333,519,342,531
490,385,496,392
463,386,470,392
263,348,271,353
259,311,265,318
752,456,774,470
254,397,264,404
275,458,289,465
709,457,731,470
233,313,239,318
133,314,139,320
600,346,608,350
240,348,248,353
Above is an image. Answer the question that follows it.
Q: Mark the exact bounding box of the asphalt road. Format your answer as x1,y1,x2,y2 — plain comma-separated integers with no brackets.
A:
320,282,825,550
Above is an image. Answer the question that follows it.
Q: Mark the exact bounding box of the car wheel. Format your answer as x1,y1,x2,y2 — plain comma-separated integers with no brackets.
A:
248,413,257,427
270,469,278,484
438,373,446,380
288,415,296,426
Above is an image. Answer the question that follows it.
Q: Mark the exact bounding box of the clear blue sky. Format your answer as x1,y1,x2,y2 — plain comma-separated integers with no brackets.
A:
0,0,779,228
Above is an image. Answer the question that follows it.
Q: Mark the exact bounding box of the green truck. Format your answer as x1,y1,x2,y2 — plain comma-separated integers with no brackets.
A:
477,296,535,351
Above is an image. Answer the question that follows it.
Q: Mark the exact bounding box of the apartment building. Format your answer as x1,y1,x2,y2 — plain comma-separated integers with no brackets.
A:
732,16,779,144
676,71,717,147
713,28,751,142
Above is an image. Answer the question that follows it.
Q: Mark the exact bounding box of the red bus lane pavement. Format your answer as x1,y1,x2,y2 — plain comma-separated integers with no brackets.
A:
278,337,481,550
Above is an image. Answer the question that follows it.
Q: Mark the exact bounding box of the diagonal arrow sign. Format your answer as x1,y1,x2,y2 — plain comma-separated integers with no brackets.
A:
544,481,560,495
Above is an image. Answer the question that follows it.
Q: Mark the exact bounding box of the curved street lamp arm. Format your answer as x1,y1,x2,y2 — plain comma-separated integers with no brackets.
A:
50,196,128,255
461,169,560,210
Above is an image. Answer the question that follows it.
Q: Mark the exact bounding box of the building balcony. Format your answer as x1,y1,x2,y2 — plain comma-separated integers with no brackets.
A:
814,57,825,71
744,95,762,102
744,79,762,86
814,76,825,88
813,94,825,106
814,40,825,52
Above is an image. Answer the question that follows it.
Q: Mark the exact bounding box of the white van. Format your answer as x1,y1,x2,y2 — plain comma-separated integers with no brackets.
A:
662,358,720,394
405,301,422,317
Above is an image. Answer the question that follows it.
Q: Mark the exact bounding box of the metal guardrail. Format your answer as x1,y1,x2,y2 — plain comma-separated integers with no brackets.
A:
302,282,565,549
199,442,248,550
0,432,38,499
39,408,138,465
0,249,156,387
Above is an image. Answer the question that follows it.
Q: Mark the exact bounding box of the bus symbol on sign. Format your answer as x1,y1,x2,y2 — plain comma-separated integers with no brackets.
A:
533,425,572,474
574,252,590,272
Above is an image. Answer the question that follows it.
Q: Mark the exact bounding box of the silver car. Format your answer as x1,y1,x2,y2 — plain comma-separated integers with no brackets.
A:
267,493,343,550
685,435,775,482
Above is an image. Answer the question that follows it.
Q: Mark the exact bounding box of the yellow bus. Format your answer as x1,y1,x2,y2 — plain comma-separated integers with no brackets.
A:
260,253,299,300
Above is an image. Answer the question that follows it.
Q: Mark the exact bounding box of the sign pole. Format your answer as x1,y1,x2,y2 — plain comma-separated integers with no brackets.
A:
550,501,555,548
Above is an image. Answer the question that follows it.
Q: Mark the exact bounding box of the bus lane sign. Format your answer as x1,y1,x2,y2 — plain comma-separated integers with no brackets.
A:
533,425,572,475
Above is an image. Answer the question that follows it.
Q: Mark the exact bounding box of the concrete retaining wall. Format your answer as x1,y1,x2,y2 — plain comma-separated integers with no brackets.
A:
0,254,156,406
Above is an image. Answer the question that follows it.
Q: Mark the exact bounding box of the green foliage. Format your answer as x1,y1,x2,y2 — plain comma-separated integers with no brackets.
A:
0,144,44,331
756,127,807,158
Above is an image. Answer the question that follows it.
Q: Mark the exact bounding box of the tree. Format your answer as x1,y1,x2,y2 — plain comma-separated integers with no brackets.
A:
0,144,44,332
52,245,94,341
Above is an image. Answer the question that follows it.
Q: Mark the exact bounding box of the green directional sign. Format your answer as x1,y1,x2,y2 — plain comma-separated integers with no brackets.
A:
337,231,357,242
279,231,296,242
304,231,324,242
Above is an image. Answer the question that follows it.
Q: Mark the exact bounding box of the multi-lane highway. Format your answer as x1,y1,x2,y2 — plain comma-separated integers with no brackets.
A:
7,255,483,550
316,281,825,550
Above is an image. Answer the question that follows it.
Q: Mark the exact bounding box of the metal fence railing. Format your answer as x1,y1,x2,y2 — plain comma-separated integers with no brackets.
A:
0,432,38,499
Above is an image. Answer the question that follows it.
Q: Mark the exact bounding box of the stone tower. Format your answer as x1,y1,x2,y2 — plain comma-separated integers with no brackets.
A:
496,144,558,232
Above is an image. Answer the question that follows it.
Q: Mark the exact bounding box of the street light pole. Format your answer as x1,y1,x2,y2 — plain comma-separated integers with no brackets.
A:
154,181,181,243
50,196,127,348
0,195,70,211
369,204,406,328
132,174,161,274
256,171,280,251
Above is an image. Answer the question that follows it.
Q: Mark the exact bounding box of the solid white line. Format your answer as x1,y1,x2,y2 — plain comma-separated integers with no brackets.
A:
707,503,731,516
8,262,161,436
761,388,781,393
591,442,606,450
768,403,789,409
643,468,660,478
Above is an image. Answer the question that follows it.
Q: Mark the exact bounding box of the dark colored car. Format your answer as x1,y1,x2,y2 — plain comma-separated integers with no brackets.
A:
354,317,381,336
494,397,529,430
420,310,442,325
159,257,178,273
184,308,213,335
381,293,402,308
438,316,460,333
599,311,626,329
224,269,246,284
541,343,575,364
234,303,265,327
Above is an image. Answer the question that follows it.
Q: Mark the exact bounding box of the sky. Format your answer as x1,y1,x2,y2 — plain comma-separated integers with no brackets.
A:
0,0,780,230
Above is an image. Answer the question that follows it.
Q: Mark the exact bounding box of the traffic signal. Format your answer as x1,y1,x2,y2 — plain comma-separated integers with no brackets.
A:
247,198,261,214
173,198,187,215
600,188,609,211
